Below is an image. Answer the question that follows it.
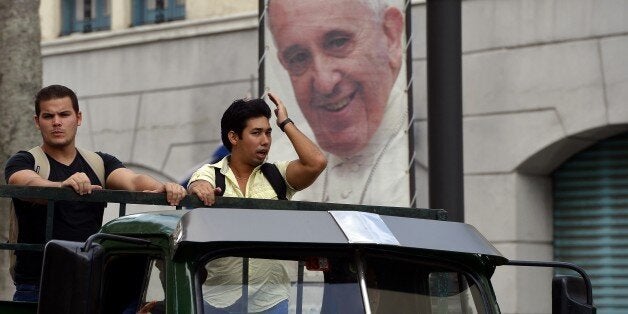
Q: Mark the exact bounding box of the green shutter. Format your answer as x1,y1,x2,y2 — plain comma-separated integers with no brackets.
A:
553,132,628,314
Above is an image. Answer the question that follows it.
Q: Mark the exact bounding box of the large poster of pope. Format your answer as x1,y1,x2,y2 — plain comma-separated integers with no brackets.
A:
263,0,411,206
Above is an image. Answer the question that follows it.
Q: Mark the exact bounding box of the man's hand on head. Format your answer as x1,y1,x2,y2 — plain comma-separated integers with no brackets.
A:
188,180,222,206
268,92,289,126
60,172,102,195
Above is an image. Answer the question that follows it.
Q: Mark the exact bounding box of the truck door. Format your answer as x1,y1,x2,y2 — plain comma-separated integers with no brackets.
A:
38,240,105,314
38,239,166,314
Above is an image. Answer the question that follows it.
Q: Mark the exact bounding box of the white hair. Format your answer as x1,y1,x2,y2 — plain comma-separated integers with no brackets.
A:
267,0,400,21
359,0,394,14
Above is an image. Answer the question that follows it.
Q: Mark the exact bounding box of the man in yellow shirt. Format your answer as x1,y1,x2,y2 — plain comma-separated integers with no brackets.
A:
187,92,327,313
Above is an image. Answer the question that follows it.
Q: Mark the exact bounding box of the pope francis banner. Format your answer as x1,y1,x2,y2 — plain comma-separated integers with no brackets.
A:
261,0,412,206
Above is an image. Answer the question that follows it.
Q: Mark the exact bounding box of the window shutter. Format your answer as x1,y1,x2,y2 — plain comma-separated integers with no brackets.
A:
553,132,628,313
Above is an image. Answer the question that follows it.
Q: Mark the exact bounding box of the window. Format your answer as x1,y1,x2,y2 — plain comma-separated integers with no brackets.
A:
198,252,489,313
100,254,165,313
428,272,482,314
132,0,185,26
61,0,111,35
138,259,167,313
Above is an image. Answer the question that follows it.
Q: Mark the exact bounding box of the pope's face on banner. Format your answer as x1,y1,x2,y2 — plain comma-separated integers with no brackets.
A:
269,0,404,158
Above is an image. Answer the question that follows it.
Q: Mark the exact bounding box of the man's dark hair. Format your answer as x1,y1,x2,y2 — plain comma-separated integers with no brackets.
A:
221,98,272,152
35,85,79,116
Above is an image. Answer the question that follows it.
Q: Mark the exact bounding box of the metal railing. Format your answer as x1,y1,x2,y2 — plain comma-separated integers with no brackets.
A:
0,185,447,253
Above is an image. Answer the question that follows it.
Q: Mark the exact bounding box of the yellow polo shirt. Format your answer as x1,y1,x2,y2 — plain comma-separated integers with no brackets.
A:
188,156,296,199
190,156,296,311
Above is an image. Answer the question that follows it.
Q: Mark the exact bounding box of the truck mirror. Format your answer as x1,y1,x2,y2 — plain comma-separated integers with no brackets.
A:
552,275,596,314
506,260,596,314
38,240,105,314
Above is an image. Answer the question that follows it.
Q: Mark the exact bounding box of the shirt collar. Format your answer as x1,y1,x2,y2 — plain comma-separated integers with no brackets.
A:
216,155,265,176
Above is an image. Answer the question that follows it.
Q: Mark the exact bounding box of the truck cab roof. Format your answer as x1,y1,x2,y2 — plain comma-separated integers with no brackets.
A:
100,206,507,265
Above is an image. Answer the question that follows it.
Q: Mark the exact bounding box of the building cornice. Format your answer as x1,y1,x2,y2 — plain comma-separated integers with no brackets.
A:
41,11,258,56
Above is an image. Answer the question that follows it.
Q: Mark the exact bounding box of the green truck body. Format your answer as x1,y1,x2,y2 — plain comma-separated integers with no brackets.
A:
0,186,594,313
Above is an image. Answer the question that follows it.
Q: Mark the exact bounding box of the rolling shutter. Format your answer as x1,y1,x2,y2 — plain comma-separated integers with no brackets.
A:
553,132,628,313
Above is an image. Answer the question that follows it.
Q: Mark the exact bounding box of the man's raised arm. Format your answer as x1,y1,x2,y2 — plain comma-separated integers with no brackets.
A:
268,92,327,191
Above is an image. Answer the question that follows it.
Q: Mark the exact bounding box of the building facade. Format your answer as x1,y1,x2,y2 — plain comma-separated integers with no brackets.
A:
5,0,628,312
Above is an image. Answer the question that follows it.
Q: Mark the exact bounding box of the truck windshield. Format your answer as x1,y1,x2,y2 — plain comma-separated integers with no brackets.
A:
198,251,488,314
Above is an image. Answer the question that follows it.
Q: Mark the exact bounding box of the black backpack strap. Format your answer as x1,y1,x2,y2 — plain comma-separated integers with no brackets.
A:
260,163,287,200
214,167,226,196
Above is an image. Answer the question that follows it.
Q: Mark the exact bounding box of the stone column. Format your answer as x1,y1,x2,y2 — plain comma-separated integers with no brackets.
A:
0,0,42,299
111,0,131,31
40,0,61,40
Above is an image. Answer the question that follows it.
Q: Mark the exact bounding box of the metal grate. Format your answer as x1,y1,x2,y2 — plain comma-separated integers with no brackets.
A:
553,132,628,314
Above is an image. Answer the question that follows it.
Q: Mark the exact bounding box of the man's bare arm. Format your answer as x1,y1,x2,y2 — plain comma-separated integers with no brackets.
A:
268,92,327,191
106,168,186,205
8,169,102,196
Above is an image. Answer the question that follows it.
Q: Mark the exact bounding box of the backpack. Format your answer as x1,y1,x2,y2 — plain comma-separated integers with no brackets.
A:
213,163,287,200
28,146,106,187
8,146,106,281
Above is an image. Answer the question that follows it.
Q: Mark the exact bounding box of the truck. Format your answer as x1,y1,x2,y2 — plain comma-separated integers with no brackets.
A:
0,185,595,313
